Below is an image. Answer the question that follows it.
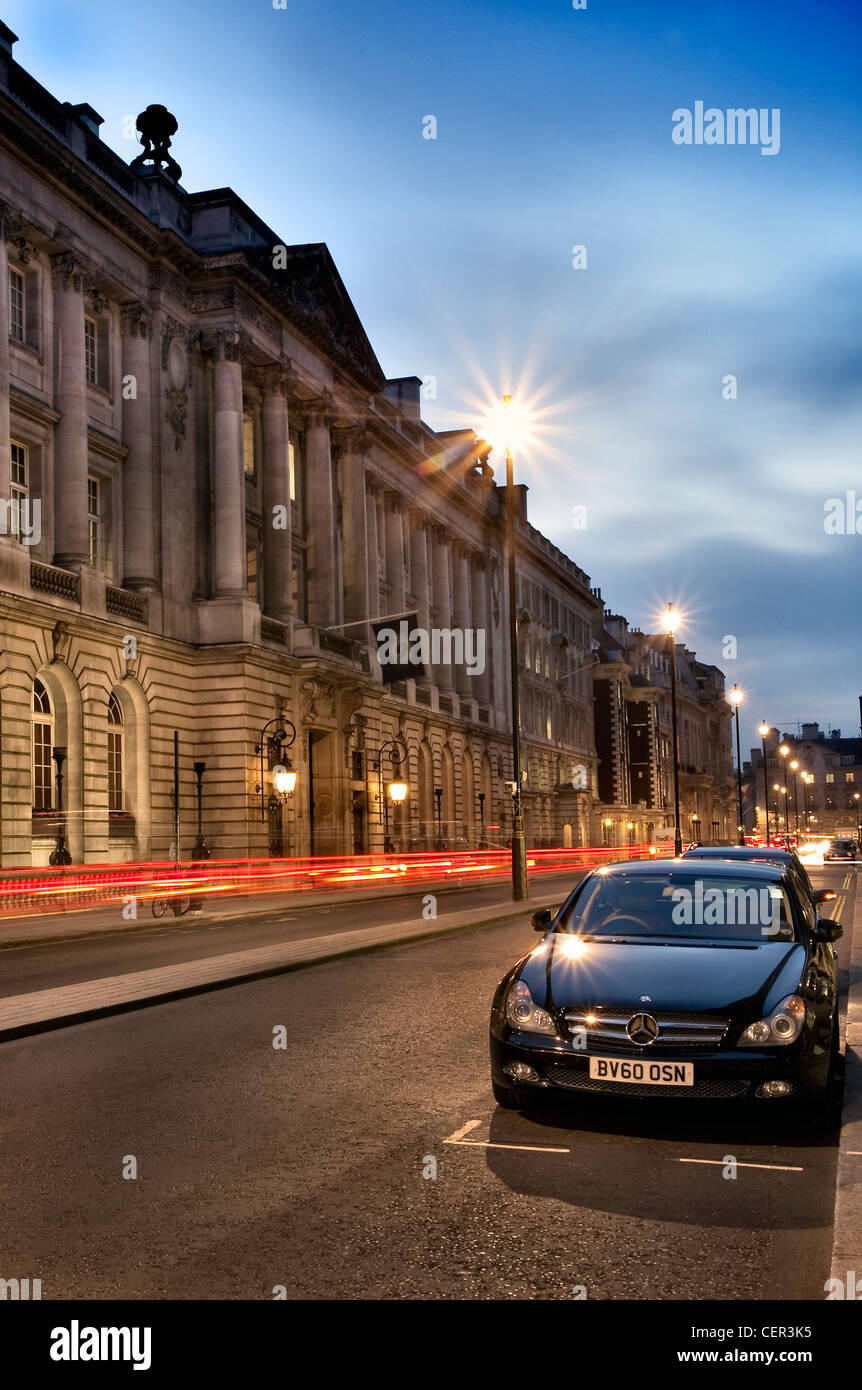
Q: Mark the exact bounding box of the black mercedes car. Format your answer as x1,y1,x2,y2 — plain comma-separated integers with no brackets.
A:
490,859,841,1118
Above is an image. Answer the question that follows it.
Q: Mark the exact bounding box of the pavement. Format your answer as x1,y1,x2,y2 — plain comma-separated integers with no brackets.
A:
830,864,862,1294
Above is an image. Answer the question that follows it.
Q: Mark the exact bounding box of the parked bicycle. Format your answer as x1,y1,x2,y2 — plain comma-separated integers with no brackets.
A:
151,893,193,918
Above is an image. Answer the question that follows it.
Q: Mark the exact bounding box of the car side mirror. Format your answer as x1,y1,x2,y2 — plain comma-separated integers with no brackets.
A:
813,917,843,943
531,907,553,932
812,888,837,905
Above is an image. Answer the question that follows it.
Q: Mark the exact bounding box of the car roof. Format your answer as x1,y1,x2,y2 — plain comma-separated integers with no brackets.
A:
682,846,795,862
593,858,786,881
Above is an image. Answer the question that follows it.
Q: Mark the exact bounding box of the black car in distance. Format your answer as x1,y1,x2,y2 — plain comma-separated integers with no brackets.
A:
490,859,842,1121
824,838,857,862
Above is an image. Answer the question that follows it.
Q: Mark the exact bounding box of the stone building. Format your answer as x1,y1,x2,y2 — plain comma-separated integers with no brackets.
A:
589,604,736,845
0,27,612,867
751,723,862,839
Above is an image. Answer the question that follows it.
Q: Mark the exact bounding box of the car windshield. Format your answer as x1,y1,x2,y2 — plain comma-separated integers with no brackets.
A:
558,871,797,943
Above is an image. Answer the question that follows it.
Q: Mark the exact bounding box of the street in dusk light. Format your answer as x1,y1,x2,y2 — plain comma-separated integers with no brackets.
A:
0,0,859,1355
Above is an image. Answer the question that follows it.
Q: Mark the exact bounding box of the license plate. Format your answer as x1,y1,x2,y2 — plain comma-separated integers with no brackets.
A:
589,1057,694,1086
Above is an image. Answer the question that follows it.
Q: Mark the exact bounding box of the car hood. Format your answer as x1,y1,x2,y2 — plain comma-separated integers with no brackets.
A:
519,935,806,1017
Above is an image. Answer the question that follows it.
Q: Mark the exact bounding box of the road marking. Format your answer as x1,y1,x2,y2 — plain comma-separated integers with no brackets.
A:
845,1151,862,1156
679,1158,803,1172
444,1119,483,1143
444,1139,571,1154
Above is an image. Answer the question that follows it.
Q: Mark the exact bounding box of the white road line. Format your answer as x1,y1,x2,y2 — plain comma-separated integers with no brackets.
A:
845,1151,862,1156
444,1139,570,1154
679,1158,803,1172
443,1118,483,1144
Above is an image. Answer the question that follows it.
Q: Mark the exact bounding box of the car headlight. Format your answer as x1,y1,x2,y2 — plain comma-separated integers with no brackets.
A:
505,980,557,1036
739,994,806,1047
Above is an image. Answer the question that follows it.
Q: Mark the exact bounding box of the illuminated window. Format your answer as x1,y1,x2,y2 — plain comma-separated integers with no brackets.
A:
243,413,257,477
84,317,97,385
288,440,296,501
9,267,24,342
32,678,52,811
846,772,855,783
107,693,124,813
246,543,259,602
826,772,834,783
10,440,28,541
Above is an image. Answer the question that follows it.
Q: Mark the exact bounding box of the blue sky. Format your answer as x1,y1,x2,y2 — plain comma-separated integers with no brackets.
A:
7,0,860,754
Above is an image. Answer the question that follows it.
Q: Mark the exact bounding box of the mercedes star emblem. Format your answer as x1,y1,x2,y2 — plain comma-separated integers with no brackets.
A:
626,1013,659,1046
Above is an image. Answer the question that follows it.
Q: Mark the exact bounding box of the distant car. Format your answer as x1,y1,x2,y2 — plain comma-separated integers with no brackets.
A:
824,838,857,862
680,844,836,914
490,859,842,1120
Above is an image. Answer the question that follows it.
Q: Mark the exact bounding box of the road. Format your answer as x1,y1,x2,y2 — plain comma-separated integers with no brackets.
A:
0,864,854,1300
0,872,581,998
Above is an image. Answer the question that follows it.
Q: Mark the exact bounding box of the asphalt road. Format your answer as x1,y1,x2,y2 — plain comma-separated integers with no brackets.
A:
0,865,854,1300
0,872,581,998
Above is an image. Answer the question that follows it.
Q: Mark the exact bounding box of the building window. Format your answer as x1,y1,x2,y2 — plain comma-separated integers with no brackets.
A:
846,772,855,783
9,267,24,342
246,543,259,602
107,693,124,813
826,772,835,783
88,475,101,568
84,317,98,385
243,413,257,478
32,678,53,811
289,440,296,502
10,440,28,541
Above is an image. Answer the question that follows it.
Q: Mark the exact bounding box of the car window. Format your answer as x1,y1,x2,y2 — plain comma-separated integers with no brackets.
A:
558,871,796,943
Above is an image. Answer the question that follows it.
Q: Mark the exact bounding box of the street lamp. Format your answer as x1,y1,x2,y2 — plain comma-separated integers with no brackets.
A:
729,685,745,845
374,737,409,853
434,786,443,848
483,392,532,900
789,760,800,834
759,723,771,842
254,717,297,825
477,791,486,845
660,603,683,855
192,760,209,860
49,746,72,865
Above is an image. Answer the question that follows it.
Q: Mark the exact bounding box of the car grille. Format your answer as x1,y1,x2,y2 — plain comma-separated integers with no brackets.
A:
545,1064,748,1100
564,1009,729,1050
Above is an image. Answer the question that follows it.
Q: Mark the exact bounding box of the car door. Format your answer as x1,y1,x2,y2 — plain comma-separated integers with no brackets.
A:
793,880,837,1050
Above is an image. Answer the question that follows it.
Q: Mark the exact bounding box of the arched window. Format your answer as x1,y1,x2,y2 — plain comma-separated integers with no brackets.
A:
32,677,53,810
107,692,124,813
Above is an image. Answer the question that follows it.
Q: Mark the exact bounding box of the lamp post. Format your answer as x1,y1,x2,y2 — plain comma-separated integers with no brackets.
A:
254,717,297,844
729,685,745,845
49,746,72,865
661,603,683,855
374,737,409,853
502,396,528,899
759,723,771,842
478,791,486,845
802,773,813,832
854,791,861,851
778,745,790,834
789,760,800,834
772,783,782,831
434,786,443,848
192,761,209,860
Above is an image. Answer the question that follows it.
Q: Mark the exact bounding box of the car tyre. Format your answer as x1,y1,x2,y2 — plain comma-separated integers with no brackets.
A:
811,1028,844,1133
492,1079,539,1110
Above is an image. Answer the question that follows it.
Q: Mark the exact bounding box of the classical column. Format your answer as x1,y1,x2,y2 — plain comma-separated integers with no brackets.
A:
210,328,247,597
365,475,380,620
260,365,292,622
431,525,454,691
0,203,19,502
52,252,90,567
469,551,491,705
452,541,472,696
384,492,405,615
305,405,337,628
408,508,431,635
337,426,372,627
120,303,155,589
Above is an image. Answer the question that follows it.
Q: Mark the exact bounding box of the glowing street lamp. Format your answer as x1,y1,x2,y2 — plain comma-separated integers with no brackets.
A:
789,759,800,833
729,685,745,844
759,722,771,842
482,393,533,901
661,603,683,855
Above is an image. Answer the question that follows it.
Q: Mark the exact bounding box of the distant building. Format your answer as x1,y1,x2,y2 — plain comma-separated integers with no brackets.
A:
751,723,862,838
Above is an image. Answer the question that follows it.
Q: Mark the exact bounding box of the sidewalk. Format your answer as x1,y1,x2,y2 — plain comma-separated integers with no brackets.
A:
830,870,862,1293
0,892,559,1041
